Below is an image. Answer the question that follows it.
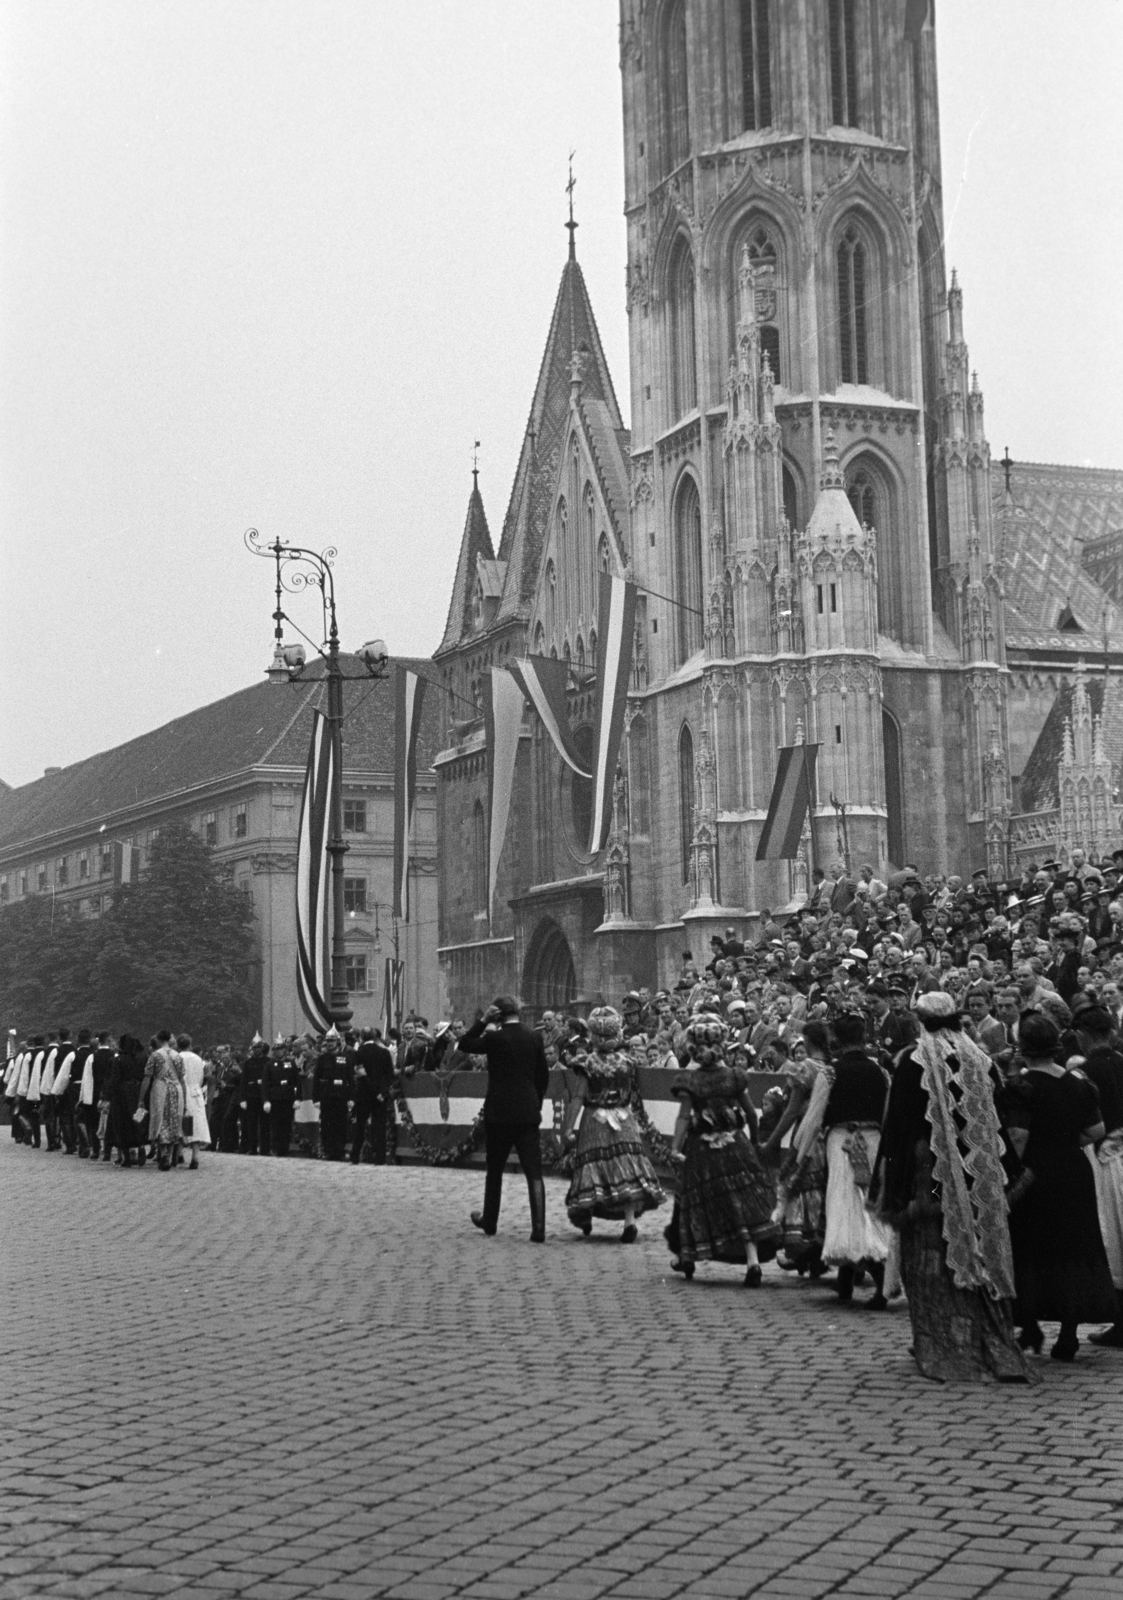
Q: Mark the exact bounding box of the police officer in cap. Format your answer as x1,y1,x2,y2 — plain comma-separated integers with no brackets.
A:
264,1039,303,1158
313,1026,354,1161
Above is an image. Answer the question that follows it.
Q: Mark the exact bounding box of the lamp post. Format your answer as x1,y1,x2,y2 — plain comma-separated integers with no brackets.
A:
245,528,388,1030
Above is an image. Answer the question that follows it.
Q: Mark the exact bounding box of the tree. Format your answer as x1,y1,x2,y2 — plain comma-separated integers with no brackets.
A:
0,819,259,1044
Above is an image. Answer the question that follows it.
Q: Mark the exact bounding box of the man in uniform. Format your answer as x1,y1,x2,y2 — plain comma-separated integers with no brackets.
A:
350,1027,395,1165
264,1041,303,1159
460,996,549,1242
240,1038,270,1155
313,1027,353,1161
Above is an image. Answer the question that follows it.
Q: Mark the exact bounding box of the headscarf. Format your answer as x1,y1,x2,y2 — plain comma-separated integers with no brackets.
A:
913,992,1016,1301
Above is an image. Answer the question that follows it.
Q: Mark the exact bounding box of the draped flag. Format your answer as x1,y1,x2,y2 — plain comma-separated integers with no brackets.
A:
295,710,335,1032
484,668,525,925
382,958,405,1035
508,655,589,776
756,743,820,860
587,572,638,854
393,666,428,920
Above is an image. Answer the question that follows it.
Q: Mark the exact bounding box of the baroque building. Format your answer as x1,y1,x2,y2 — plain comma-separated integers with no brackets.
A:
434,1,1123,1015
0,661,442,1038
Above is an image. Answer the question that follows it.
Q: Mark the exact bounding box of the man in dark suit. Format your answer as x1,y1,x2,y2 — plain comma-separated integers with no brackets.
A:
350,1027,396,1164
460,996,549,1241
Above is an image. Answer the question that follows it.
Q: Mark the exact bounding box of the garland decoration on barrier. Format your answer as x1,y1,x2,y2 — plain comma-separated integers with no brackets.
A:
392,1088,484,1166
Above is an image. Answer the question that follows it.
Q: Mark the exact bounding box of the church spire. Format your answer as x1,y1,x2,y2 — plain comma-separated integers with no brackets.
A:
436,465,495,653
565,151,578,261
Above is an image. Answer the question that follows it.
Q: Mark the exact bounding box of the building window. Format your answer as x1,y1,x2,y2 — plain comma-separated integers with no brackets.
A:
740,0,772,130
731,226,783,385
36,864,47,893
0,877,7,903
669,238,697,418
846,455,900,640
837,224,869,384
18,872,28,897
848,470,876,529
545,558,558,643
344,876,367,914
57,857,69,885
344,953,369,993
662,0,690,172
234,805,247,839
100,847,111,877
679,725,695,886
598,533,611,574
674,476,704,662
473,800,487,912
782,465,799,531
343,799,367,833
204,812,217,846
828,0,859,128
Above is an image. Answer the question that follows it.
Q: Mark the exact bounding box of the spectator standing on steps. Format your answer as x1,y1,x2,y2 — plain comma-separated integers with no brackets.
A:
461,997,549,1242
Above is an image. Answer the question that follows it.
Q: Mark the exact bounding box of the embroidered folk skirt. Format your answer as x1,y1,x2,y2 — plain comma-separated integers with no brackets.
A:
822,1126,891,1266
674,1130,778,1264
566,1108,665,1223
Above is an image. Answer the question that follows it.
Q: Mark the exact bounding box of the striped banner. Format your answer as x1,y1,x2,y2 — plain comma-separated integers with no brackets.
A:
382,958,405,1035
509,656,589,776
587,572,638,854
756,743,820,860
393,667,428,920
484,668,525,927
295,709,334,1033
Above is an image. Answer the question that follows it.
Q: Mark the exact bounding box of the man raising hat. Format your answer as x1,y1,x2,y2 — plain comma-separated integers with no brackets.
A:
460,997,550,1242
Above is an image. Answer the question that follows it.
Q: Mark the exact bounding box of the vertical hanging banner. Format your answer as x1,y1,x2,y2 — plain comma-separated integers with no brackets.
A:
587,572,638,854
393,667,428,920
508,656,589,776
756,743,821,859
484,669,525,925
295,709,335,1033
382,958,405,1035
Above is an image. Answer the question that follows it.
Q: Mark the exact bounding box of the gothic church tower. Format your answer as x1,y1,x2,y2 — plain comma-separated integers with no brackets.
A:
618,0,1007,914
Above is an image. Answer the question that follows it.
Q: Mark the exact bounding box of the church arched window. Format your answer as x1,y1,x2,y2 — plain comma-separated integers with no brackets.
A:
533,621,546,656
837,223,870,385
674,475,704,663
669,237,697,419
589,626,597,662
598,533,611,574
575,635,585,668
848,469,876,530
782,464,799,531
583,483,596,618
472,801,487,912
845,454,900,640
679,724,695,886
545,559,557,644
730,223,784,386
740,0,772,130
828,0,859,128
662,0,690,173
555,499,568,620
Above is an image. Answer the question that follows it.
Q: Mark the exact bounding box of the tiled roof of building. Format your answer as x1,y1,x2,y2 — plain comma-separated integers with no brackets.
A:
1017,670,1123,815
492,254,624,628
0,656,440,854
995,462,1123,646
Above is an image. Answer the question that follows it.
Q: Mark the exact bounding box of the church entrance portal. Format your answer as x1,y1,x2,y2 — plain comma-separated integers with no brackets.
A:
523,918,577,1013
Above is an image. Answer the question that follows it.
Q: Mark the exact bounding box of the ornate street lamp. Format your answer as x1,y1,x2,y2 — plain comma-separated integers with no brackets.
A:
245,528,388,1028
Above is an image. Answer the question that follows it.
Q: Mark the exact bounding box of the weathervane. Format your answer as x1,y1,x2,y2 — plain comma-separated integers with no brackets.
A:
565,150,577,258
472,438,480,486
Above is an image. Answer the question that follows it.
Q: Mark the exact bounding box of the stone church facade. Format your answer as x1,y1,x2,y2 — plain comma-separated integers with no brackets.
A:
434,1,1123,1017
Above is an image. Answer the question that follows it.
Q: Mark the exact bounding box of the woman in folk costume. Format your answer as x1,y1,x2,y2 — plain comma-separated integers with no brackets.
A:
666,1015,777,1286
764,1021,832,1275
814,1011,892,1305
176,1033,211,1171
139,1031,187,1171
871,991,1031,1382
563,1006,664,1243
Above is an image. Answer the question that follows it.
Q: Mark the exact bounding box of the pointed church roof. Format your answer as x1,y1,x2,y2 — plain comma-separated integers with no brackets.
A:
437,475,494,654
492,253,624,626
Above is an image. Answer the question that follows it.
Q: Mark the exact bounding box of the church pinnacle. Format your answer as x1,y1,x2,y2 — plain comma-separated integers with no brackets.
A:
820,430,845,491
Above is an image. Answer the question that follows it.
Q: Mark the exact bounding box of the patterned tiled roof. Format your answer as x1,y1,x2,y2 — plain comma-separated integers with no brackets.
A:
0,656,440,855
437,483,494,654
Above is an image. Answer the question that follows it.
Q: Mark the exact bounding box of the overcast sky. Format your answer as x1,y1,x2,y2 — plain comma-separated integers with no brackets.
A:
3,2,1121,790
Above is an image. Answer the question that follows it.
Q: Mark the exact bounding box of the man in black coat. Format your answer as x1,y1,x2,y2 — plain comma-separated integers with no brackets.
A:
350,1028,396,1165
460,996,549,1241
313,1028,354,1161
264,1043,303,1159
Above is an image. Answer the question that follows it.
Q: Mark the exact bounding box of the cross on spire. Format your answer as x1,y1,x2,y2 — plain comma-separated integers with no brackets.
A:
472,439,480,487
565,151,578,260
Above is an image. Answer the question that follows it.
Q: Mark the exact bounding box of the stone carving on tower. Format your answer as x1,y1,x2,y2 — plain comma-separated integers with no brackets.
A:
1059,664,1115,862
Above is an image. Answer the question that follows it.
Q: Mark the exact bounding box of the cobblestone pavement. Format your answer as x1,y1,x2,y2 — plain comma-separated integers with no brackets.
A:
3,1141,1123,1600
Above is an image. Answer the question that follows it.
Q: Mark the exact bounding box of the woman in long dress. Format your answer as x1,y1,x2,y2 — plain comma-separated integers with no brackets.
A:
176,1033,211,1172
563,1007,664,1242
765,1022,831,1274
666,1016,777,1286
1004,1012,1117,1361
105,1036,149,1167
872,991,1031,1382
140,1031,187,1171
